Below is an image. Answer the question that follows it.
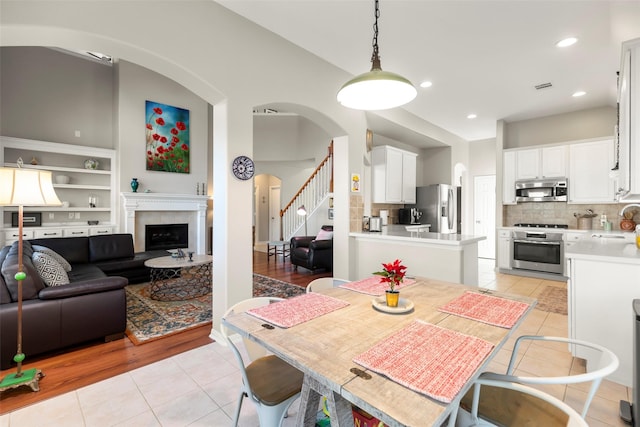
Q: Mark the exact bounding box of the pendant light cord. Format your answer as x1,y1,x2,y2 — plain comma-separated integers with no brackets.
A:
371,0,382,70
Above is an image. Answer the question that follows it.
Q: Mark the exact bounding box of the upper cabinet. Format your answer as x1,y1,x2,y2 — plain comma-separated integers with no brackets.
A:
502,151,517,205
569,139,616,203
515,145,567,180
371,145,417,204
618,38,640,201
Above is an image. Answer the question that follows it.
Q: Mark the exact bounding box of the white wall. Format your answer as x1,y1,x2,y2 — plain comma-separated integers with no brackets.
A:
0,47,113,147
504,106,616,148
116,60,209,199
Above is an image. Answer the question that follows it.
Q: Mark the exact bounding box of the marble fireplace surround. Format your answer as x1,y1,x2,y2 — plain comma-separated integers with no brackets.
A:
121,193,209,253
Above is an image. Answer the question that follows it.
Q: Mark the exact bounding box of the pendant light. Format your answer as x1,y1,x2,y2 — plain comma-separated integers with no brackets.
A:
337,0,416,110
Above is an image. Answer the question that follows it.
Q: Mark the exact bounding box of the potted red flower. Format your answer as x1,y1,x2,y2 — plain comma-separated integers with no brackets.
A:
373,259,407,307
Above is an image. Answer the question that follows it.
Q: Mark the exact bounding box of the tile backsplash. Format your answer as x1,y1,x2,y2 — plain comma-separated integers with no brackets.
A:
504,202,639,230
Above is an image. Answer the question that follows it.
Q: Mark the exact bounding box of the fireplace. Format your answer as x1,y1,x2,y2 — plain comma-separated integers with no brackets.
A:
121,193,209,253
145,223,189,251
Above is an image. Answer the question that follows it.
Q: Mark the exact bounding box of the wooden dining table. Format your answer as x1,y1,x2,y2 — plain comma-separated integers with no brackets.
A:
222,277,536,427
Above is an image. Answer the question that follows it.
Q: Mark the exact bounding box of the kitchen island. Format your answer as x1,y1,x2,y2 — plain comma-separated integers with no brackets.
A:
349,225,486,286
565,233,640,386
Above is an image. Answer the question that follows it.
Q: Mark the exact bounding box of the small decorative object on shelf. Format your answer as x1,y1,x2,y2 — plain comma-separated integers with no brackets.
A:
196,183,200,195
30,157,38,165
373,259,407,308
87,220,99,225
188,251,194,262
130,178,139,193
88,194,97,208
84,159,99,170
201,182,205,195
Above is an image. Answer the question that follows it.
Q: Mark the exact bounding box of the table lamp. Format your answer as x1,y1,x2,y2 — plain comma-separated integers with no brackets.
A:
0,163,61,392
297,205,308,236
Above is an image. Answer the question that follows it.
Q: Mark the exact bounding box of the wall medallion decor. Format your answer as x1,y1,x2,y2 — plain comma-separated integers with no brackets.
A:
232,155,255,180
145,100,190,174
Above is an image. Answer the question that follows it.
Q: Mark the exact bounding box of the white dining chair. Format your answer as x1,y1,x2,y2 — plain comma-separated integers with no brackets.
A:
492,335,619,418
305,277,350,293
455,377,589,427
221,297,304,427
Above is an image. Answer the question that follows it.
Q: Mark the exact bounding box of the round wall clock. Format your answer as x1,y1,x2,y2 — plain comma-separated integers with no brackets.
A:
232,155,255,180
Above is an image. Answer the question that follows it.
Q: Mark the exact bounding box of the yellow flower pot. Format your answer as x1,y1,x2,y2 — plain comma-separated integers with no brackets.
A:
385,290,400,307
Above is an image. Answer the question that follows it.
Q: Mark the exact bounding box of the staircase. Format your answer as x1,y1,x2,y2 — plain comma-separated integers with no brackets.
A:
280,141,333,240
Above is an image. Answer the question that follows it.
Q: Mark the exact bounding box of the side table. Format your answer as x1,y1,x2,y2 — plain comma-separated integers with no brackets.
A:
267,240,290,263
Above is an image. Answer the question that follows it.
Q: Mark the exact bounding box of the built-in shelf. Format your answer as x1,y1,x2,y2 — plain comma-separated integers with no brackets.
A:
1,136,118,246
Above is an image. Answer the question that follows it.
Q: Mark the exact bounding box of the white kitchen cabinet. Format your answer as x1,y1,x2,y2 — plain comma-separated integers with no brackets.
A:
502,151,517,204
515,145,567,180
371,145,417,204
568,139,616,203
618,38,640,201
497,229,512,269
567,255,640,386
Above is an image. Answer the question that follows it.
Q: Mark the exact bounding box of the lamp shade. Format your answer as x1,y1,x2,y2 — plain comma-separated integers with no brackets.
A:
0,168,62,206
337,69,417,111
297,205,307,216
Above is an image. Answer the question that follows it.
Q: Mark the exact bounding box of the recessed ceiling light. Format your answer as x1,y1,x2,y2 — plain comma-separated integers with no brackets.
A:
556,37,578,48
467,114,477,119
572,91,586,97
420,81,433,88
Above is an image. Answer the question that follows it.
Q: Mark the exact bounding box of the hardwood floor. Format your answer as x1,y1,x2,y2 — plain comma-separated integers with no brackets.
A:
0,251,331,415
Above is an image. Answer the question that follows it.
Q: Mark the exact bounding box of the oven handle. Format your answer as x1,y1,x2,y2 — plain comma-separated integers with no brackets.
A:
513,239,562,245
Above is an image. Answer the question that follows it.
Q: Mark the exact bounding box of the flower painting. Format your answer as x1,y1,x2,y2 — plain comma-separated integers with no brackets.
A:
145,101,190,173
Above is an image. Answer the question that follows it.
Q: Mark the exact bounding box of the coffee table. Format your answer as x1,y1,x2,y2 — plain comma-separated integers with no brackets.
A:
144,254,213,301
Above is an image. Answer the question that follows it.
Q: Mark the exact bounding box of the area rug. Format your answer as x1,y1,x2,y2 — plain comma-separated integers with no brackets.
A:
125,274,305,344
535,286,568,315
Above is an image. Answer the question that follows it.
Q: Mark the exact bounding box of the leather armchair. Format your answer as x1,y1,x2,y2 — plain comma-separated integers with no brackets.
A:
290,225,333,272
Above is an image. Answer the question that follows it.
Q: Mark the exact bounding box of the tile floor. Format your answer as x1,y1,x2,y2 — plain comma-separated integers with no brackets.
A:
0,260,631,426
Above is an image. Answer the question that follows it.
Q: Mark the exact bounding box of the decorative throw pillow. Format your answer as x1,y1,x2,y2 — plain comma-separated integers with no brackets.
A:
32,252,70,287
31,245,72,272
316,229,333,240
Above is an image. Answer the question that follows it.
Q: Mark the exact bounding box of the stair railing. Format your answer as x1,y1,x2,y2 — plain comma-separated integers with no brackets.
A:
280,141,333,240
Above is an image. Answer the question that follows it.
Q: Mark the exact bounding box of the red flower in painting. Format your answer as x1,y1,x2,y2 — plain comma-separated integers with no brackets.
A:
147,151,152,156
159,136,168,143
157,161,163,167
171,128,178,135
157,146,165,154
146,123,153,130
152,133,160,141
172,136,179,143
153,107,163,115
373,259,407,292
156,117,165,126
176,121,186,131
178,158,183,163
181,144,189,151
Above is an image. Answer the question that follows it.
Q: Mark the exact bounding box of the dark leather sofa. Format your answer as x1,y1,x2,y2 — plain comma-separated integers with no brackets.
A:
0,233,166,369
290,225,333,272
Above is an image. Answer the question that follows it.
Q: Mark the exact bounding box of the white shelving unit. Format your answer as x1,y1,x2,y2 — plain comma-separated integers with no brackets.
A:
1,136,117,245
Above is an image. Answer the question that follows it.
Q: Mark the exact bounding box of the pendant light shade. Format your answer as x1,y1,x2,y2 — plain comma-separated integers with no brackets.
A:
337,68,417,111
337,0,416,111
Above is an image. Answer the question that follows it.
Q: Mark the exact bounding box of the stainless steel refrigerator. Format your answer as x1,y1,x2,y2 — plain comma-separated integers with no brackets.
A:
408,184,460,233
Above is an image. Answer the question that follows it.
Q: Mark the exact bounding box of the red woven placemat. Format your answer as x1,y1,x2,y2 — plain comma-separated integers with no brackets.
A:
247,293,349,328
339,276,416,296
438,291,529,329
353,320,494,403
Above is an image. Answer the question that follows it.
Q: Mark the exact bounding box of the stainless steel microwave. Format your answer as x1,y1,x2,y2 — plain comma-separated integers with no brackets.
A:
515,179,568,202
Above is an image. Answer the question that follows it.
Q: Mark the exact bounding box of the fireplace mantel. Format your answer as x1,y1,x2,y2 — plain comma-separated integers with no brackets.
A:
121,192,210,253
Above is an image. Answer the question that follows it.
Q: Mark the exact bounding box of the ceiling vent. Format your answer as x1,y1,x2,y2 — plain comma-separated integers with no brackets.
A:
535,82,553,90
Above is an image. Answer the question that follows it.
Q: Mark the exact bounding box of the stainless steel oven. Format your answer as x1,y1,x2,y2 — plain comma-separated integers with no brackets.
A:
512,229,564,275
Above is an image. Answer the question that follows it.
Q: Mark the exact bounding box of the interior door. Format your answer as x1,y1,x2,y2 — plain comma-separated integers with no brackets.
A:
474,175,496,259
269,186,281,241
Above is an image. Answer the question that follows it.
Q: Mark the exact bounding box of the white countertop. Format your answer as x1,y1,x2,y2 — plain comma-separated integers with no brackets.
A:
350,225,486,246
565,234,640,265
